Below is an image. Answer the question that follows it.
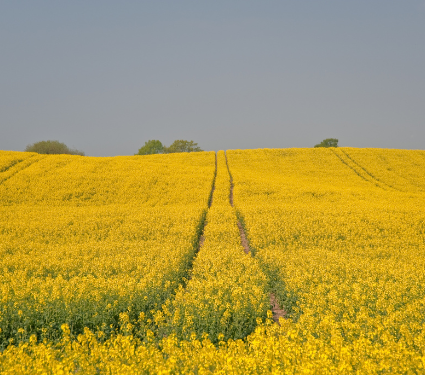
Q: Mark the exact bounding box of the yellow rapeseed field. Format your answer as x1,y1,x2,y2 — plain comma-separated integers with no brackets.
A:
0,151,215,345
0,147,424,374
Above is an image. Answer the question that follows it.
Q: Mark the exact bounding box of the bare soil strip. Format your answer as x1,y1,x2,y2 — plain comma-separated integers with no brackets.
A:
224,153,249,253
224,152,288,322
198,234,206,250
226,157,234,207
237,222,250,255
270,294,287,323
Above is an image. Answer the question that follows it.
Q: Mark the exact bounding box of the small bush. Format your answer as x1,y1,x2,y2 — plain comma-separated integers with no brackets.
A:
25,140,85,156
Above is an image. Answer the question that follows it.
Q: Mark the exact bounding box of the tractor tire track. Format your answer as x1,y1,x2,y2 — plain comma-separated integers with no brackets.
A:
338,149,402,192
0,155,46,186
330,149,385,190
225,152,249,255
225,151,287,323
185,152,217,281
0,158,25,173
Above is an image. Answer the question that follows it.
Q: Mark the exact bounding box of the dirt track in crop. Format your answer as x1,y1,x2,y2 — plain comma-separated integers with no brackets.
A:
225,152,288,323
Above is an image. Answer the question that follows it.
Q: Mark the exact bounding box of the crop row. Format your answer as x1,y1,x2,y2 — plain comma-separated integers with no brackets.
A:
161,151,269,343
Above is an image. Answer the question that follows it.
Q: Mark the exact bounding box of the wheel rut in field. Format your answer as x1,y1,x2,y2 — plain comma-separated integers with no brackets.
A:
225,152,249,255
0,155,45,186
186,152,217,280
270,294,287,322
338,149,401,192
225,152,288,323
0,159,25,173
330,149,385,189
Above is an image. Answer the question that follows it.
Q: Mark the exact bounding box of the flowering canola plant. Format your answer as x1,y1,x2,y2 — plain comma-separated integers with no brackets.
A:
1,147,425,374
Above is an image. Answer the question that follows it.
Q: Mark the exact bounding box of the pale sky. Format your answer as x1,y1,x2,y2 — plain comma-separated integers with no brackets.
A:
1,1,424,156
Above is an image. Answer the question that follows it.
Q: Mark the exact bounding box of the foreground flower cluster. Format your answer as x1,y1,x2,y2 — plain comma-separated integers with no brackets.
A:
0,147,425,373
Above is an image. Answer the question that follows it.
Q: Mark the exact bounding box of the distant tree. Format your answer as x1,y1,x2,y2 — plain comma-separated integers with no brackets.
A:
164,140,203,153
25,140,85,155
314,138,338,148
136,140,164,155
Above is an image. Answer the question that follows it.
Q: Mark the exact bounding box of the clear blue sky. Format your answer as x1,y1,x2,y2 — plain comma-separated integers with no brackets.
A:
1,1,424,156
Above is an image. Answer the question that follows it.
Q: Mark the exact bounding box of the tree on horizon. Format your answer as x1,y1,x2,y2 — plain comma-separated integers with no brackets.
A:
164,140,203,153
314,138,338,148
25,140,85,155
136,140,164,155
